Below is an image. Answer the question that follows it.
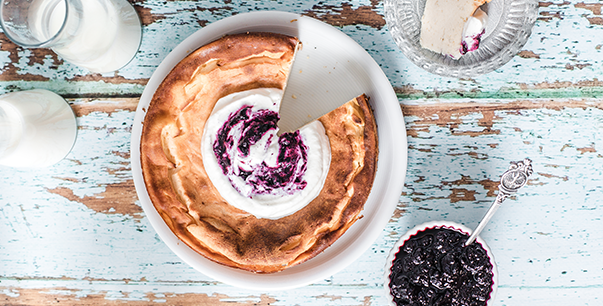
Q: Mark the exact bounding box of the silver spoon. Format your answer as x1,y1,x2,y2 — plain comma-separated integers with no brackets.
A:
465,158,533,246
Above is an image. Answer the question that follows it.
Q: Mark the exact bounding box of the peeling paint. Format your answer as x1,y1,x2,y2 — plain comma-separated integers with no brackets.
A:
575,2,603,15
46,182,142,218
577,143,596,154
304,1,385,29
586,16,603,25
132,4,168,26
518,50,541,59
539,11,563,21
448,188,477,203
537,172,570,181
0,287,278,305
70,99,139,117
3,1,603,305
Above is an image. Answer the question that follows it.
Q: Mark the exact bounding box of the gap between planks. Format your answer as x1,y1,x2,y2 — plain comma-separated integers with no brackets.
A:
67,97,603,118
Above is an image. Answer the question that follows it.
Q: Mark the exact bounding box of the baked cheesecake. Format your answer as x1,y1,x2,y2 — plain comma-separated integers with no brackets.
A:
140,32,378,273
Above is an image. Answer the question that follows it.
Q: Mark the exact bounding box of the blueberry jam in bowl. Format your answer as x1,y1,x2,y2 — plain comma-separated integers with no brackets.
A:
384,221,498,306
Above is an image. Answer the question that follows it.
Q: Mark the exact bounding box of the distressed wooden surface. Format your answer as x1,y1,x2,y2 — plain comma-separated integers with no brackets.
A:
2,0,603,305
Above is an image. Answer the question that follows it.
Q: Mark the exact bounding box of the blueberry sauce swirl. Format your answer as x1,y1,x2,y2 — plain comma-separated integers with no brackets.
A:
213,105,308,197
201,88,330,219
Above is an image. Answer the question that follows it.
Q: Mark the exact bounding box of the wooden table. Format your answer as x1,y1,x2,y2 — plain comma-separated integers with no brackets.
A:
1,0,602,305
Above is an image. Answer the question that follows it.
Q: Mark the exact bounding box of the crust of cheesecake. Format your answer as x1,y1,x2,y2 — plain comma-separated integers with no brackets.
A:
140,32,378,273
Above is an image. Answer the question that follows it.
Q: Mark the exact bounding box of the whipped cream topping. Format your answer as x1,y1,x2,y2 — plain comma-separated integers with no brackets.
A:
201,88,331,220
460,8,488,56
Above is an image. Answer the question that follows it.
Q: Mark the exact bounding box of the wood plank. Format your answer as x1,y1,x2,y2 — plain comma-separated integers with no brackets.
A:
0,0,601,99
2,97,602,305
2,0,603,304
1,280,602,305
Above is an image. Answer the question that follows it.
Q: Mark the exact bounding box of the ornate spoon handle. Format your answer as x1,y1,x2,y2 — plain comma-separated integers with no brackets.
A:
465,158,533,246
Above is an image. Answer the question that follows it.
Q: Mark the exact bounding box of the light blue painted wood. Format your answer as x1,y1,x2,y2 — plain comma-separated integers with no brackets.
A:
2,0,603,304
2,98,603,304
0,0,601,99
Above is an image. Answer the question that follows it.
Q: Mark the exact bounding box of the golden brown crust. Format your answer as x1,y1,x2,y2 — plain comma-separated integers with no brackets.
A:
140,32,378,273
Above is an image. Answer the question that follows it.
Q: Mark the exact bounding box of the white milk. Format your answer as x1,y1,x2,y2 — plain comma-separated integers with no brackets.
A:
0,90,77,168
29,0,141,73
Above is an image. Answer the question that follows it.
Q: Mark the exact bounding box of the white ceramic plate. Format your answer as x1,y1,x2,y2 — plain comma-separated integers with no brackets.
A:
131,11,407,290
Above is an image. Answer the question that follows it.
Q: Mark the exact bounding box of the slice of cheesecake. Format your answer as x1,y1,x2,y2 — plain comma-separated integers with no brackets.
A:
420,0,490,59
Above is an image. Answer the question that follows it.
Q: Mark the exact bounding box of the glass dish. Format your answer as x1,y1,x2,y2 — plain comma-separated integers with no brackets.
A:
384,0,538,78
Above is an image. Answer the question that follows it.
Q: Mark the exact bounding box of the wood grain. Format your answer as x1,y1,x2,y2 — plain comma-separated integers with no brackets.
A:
304,0,386,29
1,287,277,306
3,96,603,304
2,0,603,305
46,182,142,218
0,0,599,100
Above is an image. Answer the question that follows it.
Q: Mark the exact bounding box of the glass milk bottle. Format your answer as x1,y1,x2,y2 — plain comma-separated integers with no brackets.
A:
0,0,142,73
0,89,77,168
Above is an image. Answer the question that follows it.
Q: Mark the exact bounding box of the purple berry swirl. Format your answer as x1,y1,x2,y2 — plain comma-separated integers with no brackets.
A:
213,105,309,197
201,88,331,219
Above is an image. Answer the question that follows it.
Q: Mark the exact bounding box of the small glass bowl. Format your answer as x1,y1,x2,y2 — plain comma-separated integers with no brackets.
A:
384,221,499,306
384,0,538,78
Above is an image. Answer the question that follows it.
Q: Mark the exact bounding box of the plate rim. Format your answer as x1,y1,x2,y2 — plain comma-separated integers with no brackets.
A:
130,10,408,290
